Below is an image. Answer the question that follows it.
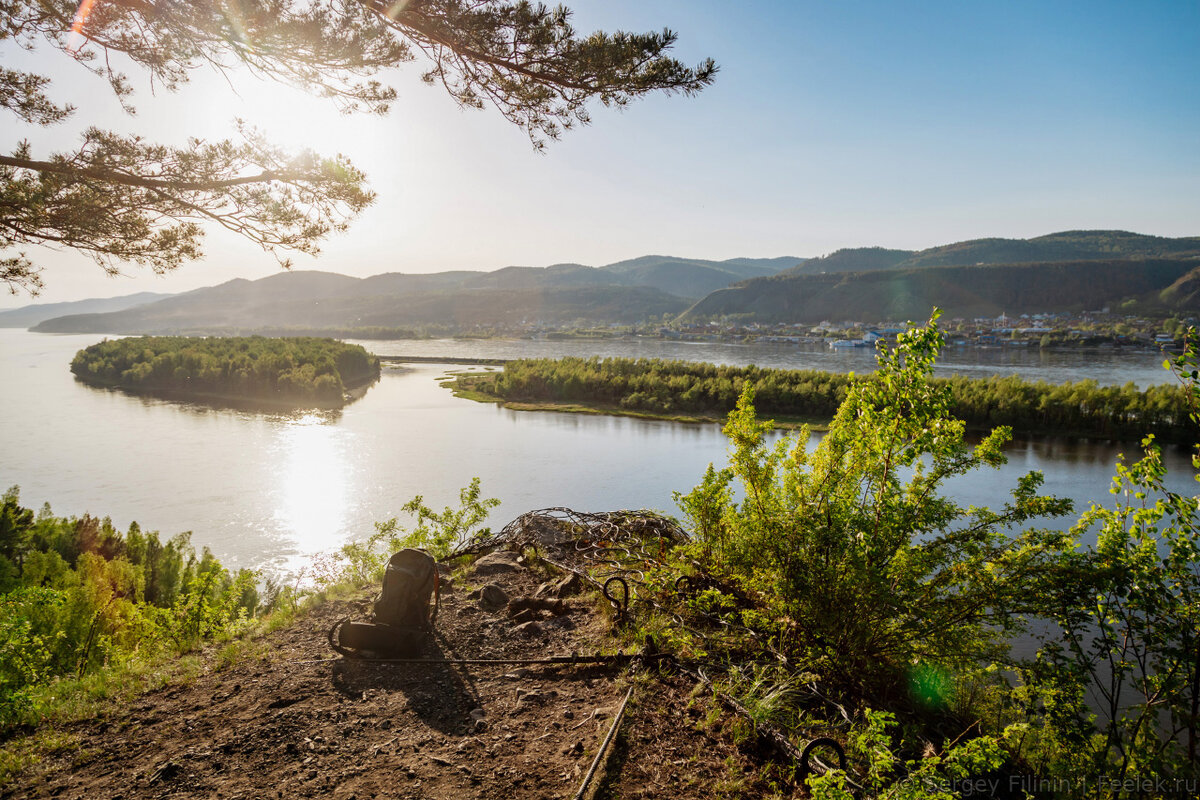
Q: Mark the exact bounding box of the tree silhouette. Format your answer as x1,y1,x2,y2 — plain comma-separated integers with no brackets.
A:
1,0,717,293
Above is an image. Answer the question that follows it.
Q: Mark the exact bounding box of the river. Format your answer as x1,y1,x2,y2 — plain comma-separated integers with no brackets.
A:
0,330,1193,576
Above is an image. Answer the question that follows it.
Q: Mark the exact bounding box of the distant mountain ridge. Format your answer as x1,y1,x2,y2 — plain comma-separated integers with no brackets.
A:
31,255,803,334
0,292,174,328
785,230,1200,276
25,231,1200,335
683,258,1200,323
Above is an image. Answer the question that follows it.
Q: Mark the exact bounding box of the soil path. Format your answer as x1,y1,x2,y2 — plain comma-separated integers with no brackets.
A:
3,556,785,799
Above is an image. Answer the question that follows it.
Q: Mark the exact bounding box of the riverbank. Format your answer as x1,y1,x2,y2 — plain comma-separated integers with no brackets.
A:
446,357,1196,444
247,326,1183,353
72,372,380,411
443,374,827,430
380,355,509,366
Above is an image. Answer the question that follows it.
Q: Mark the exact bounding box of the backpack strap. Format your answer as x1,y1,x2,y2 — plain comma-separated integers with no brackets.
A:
429,570,440,627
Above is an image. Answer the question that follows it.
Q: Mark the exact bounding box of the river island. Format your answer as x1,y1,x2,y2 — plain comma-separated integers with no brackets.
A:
70,336,381,409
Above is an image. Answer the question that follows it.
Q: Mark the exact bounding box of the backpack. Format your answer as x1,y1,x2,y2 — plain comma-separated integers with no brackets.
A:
330,548,439,657
373,548,439,629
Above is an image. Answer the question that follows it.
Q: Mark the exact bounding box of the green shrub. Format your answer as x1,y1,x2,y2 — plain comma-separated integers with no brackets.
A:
675,312,1073,694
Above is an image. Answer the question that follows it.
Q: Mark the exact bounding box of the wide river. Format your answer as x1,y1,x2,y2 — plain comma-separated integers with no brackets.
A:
1,330,1194,575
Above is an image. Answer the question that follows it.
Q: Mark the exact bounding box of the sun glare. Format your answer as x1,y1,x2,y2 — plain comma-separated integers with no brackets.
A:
272,413,353,559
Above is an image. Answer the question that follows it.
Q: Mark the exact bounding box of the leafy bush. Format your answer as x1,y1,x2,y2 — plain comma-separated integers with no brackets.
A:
333,478,499,585
675,312,1073,694
658,316,1200,795
0,489,263,728
1017,332,1200,784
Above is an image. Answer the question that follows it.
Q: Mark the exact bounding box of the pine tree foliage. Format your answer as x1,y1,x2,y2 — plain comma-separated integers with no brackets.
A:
1,0,716,293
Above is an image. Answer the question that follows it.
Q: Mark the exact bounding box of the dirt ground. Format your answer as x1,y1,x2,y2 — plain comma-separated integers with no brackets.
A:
2,554,789,799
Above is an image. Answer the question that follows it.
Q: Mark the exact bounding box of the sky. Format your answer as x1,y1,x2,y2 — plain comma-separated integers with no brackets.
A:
2,0,1198,307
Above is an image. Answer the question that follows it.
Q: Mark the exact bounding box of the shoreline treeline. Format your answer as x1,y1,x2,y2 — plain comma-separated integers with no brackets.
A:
0,488,268,727
70,336,380,408
465,356,1194,443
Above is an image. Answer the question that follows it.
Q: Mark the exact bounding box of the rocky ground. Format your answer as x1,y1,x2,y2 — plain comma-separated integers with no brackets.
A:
2,551,788,799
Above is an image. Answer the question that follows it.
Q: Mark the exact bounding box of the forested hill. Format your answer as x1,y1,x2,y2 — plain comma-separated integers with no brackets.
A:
31,255,802,335
784,230,1200,276
682,257,1200,323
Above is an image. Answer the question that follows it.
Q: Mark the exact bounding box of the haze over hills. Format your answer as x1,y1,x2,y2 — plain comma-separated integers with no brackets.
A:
31,256,801,334
25,232,1200,335
0,292,174,328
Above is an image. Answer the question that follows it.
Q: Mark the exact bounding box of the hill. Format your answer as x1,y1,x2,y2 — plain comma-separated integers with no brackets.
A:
29,256,800,335
783,230,1200,277
786,247,914,275
600,255,802,292
33,279,692,334
0,291,174,328
682,257,1200,323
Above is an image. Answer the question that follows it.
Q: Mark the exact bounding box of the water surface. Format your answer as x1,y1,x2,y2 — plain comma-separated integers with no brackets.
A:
0,330,1192,576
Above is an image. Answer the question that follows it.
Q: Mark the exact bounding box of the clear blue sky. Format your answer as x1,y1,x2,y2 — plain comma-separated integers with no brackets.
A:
2,0,1198,305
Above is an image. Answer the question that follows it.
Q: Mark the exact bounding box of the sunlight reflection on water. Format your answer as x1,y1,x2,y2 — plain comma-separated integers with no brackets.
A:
271,413,354,571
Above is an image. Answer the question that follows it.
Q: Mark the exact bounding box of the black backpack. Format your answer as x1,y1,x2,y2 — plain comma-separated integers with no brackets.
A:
373,548,439,629
330,548,439,657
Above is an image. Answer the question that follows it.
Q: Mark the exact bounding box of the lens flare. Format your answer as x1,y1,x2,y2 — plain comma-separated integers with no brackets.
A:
909,661,955,710
387,0,414,20
219,0,253,49
67,0,97,53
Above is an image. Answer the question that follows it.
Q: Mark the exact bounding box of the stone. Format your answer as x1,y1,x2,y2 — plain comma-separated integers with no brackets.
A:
478,584,509,611
149,761,181,784
555,573,583,597
512,620,543,637
472,550,523,576
507,596,564,616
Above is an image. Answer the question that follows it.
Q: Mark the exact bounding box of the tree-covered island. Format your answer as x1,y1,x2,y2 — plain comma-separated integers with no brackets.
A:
450,356,1194,443
70,337,380,409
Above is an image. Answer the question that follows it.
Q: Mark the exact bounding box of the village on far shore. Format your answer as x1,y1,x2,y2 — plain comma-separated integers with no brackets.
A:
515,309,1196,351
